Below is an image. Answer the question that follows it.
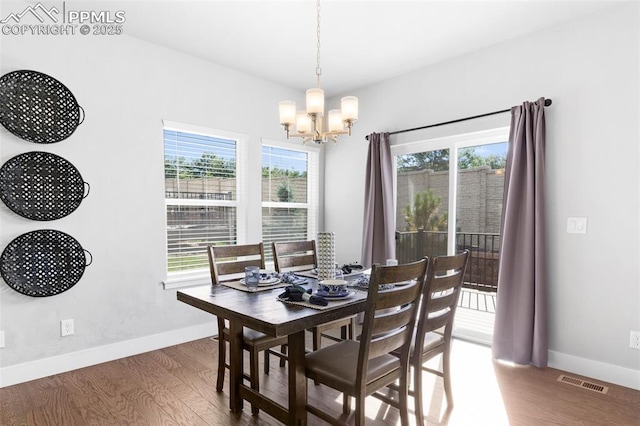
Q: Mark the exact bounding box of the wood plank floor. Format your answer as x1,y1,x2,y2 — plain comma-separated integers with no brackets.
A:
1,336,639,425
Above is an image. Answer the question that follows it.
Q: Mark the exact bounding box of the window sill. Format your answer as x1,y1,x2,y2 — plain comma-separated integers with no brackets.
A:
163,273,210,290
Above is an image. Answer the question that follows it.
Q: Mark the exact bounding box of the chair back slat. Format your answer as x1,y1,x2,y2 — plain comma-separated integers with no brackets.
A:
208,243,266,284
413,250,469,356
430,272,465,293
428,291,458,313
216,259,263,277
369,328,412,360
424,310,454,333
276,254,317,271
370,304,415,338
356,258,428,388
272,240,317,273
373,284,420,311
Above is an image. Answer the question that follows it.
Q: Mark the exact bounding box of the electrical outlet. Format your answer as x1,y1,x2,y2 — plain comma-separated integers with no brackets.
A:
61,319,74,337
630,330,640,350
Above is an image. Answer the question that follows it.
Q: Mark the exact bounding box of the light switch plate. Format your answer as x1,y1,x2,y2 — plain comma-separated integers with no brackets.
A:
567,217,588,234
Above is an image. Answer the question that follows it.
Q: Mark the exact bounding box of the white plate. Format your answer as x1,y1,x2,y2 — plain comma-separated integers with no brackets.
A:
315,290,354,299
319,279,348,286
240,277,281,287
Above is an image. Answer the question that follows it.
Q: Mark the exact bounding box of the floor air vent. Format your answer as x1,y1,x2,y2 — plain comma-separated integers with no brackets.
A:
557,374,608,394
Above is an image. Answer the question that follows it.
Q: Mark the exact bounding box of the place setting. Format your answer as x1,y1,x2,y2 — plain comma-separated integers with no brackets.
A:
277,274,360,310
223,267,308,292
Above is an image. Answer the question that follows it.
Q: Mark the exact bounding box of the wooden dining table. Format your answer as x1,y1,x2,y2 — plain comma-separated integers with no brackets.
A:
177,278,367,425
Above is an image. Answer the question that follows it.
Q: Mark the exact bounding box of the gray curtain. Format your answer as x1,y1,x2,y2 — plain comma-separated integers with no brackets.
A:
492,98,548,367
361,132,395,268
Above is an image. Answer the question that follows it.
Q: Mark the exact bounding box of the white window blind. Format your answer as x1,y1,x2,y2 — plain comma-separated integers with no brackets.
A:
261,143,319,262
164,125,241,274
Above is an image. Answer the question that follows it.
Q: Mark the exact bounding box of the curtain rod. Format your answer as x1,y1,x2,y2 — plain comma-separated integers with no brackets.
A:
365,98,552,140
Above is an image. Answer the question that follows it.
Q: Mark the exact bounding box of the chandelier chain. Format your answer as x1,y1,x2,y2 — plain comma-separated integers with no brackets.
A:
316,0,321,87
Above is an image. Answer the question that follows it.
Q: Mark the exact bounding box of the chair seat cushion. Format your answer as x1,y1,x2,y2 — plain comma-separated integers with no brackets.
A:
421,331,445,353
305,340,401,394
222,327,287,347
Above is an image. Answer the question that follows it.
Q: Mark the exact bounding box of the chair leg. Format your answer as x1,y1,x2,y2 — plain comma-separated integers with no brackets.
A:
348,317,355,340
354,394,365,426
279,344,287,368
340,325,347,340
249,350,260,415
442,346,454,408
399,369,410,426
264,349,270,374
312,328,321,351
343,393,351,415
413,361,425,426
216,337,226,392
263,349,270,374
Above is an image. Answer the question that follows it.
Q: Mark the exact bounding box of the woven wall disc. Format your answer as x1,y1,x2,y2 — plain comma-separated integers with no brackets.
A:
1,229,92,297
0,151,89,221
0,70,84,144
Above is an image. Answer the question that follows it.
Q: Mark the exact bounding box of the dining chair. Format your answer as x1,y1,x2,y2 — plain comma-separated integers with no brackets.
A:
376,250,469,424
207,243,288,414
272,240,356,350
304,258,429,426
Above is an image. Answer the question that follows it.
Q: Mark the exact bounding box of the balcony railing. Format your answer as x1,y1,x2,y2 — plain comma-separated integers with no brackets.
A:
396,230,500,293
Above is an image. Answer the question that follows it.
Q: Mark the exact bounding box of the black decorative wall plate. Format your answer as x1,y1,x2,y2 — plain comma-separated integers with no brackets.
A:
0,151,89,221
0,230,92,297
0,70,84,143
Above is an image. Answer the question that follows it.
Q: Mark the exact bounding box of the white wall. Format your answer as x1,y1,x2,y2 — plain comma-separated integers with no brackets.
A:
0,10,313,385
325,3,640,389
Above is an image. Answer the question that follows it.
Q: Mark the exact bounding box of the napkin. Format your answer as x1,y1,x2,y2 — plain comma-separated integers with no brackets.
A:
278,285,328,306
279,273,308,285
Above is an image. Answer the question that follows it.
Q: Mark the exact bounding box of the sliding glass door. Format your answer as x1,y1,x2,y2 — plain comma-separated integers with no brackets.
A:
395,148,450,261
392,128,508,344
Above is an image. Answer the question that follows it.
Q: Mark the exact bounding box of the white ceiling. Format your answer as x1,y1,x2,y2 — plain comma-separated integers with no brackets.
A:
101,0,621,97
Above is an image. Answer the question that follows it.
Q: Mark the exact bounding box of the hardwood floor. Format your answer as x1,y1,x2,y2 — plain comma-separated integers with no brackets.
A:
1,336,639,425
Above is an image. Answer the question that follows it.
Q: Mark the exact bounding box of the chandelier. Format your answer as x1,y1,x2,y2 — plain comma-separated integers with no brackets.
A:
278,0,358,144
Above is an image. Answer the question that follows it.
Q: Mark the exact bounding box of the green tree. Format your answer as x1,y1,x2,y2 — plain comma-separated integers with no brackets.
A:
262,166,306,178
191,152,236,178
397,149,449,172
484,154,506,170
277,179,295,202
398,148,506,172
403,189,448,231
458,148,486,169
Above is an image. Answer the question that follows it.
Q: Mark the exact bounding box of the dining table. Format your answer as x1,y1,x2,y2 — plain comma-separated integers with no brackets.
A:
176,274,368,425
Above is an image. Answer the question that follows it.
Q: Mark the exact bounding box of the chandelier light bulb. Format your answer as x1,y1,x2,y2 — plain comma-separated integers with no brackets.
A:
279,101,296,125
328,109,343,132
296,110,312,134
341,96,359,121
306,88,325,115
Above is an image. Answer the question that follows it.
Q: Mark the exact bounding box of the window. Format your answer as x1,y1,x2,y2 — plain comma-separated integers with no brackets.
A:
393,128,508,259
261,141,319,262
392,127,509,344
163,122,245,278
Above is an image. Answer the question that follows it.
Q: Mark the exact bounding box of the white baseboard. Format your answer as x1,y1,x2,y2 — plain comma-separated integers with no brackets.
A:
0,322,216,388
548,350,640,391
